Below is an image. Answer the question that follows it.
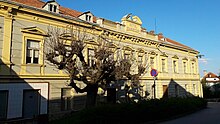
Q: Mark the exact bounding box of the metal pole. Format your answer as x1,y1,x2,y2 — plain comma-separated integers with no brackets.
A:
153,76,156,99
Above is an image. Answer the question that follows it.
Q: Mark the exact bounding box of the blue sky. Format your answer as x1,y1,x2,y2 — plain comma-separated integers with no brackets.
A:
54,0,220,77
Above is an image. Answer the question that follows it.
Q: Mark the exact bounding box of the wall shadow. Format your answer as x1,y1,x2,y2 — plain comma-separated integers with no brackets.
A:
99,80,148,104
0,59,48,124
162,78,194,98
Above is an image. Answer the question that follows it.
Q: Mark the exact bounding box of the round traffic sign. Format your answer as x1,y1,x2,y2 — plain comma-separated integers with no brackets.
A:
150,69,158,77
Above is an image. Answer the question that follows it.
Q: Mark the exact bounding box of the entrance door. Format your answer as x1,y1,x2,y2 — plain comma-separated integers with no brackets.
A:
163,85,168,98
23,90,40,118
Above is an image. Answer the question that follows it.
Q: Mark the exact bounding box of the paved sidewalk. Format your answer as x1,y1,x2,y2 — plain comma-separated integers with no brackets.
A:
160,102,220,124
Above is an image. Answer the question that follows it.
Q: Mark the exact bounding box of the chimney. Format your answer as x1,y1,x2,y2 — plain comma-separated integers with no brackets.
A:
158,32,163,36
149,30,155,35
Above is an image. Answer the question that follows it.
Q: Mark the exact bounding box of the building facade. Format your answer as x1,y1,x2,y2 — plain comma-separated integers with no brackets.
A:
202,72,220,86
0,0,203,122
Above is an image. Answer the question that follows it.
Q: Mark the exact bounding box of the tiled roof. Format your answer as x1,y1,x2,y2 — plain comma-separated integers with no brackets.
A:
158,34,195,51
204,72,219,78
203,72,220,83
11,0,45,8
59,6,82,18
10,0,194,51
10,0,97,22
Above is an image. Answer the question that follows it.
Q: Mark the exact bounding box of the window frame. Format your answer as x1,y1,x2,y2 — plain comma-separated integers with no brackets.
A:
138,55,143,65
172,59,178,73
150,57,155,69
183,61,186,73
191,62,196,74
26,39,40,64
22,34,44,66
175,84,179,97
160,56,168,73
48,4,58,13
88,48,95,67
86,15,92,22
61,88,73,111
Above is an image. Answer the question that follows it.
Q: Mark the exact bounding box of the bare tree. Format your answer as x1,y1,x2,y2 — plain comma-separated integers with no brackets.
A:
45,26,148,107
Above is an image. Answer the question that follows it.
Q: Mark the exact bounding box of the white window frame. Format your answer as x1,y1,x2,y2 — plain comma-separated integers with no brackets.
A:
49,4,58,13
86,15,92,22
26,39,40,64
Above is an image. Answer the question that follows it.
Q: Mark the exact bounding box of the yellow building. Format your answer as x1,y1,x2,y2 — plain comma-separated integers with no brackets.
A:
0,0,203,122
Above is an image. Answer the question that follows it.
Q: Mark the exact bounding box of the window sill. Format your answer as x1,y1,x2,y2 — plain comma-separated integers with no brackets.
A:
21,64,44,67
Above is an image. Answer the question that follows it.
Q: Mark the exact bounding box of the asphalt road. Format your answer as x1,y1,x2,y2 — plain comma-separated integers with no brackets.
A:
160,102,220,124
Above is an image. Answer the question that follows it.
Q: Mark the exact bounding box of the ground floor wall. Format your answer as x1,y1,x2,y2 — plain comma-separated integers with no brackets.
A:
141,78,203,99
0,82,48,120
0,77,203,122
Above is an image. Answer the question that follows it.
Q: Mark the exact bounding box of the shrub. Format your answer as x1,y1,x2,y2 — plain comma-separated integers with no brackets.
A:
51,97,207,124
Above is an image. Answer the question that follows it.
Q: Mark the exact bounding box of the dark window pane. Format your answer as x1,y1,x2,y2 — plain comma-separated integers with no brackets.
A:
54,5,57,12
49,4,53,11
0,91,8,120
33,58,38,64
26,57,32,64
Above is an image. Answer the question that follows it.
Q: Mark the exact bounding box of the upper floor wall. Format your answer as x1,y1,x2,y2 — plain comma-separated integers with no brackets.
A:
0,0,200,80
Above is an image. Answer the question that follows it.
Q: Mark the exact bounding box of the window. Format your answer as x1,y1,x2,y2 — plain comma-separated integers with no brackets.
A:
88,49,95,67
49,4,53,11
183,61,187,73
124,53,130,60
61,88,73,111
161,59,166,72
0,91,8,120
86,15,91,22
150,57,154,68
173,60,177,73
49,4,57,13
26,40,40,64
192,84,196,95
138,55,143,65
53,5,57,12
175,85,179,97
191,63,195,74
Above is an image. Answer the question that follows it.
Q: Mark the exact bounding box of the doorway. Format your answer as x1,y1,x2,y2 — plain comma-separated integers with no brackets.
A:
23,90,40,118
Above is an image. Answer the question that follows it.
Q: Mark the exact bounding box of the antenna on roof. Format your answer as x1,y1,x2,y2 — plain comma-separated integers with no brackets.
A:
154,17,157,34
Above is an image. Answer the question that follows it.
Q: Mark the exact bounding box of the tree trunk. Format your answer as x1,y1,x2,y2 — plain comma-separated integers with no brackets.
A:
86,84,98,108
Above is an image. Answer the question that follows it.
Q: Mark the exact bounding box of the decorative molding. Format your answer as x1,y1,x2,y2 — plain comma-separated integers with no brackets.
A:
149,51,157,56
160,52,168,57
182,57,188,60
21,26,48,36
172,55,179,59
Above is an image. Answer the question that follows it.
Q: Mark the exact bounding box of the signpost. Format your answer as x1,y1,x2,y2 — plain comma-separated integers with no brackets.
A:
150,69,158,99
